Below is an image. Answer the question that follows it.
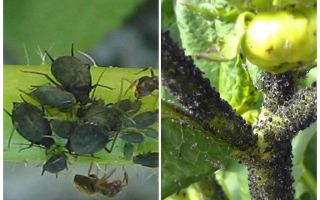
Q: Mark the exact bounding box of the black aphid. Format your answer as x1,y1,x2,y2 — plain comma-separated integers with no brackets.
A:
112,99,142,115
19,85,76,112
5,101,53,149
79,100,122,132
51,119,77,139
140,128,158,139
133,152,158,168
42,153,68,178
120,130,145,144
133,111,158,128
69,123,117,155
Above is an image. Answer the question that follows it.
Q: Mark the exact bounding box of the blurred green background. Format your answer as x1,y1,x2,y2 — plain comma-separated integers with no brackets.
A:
4,0,158,67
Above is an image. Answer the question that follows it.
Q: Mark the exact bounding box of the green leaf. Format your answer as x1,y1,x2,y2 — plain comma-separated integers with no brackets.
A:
292,123,316,199
161,117,234,198
4,65,158,164
175,0,220,88
4,0,145,64
162,0,181,44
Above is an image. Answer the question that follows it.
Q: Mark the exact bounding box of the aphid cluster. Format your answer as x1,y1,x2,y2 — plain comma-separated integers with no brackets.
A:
5,45,159,196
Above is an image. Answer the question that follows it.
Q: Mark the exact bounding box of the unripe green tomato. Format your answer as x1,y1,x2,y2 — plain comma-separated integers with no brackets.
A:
241,7,316,73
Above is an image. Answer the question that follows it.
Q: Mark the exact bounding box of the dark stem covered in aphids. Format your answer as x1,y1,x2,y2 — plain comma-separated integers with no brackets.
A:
161,31,257,151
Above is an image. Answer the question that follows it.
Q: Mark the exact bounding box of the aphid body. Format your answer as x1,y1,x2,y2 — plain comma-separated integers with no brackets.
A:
42,153,68,177
7,102,53,148
22,85,76,112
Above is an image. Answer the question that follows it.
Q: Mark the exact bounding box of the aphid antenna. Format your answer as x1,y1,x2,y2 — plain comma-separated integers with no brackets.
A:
21,70,60,87
30,83,52,88
18,88,31,97
90,69,113,99
7,126,15,149
134,67,152,75
78,50,97,66
45,50,55,63
118,78,138,101
71,43,74,57
19,94,29,104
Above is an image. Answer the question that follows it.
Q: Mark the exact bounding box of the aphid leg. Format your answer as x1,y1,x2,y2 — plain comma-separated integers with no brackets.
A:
118,78,138,100
104,132,120,153
18,89,31,98
18,143,34,152
7,125,15,149
21,70,60,87
3,108,12,117
90,69,113,99
41,168,46,176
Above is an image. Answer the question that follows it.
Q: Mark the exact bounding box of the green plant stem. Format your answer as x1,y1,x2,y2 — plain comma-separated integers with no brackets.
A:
4,65,158,164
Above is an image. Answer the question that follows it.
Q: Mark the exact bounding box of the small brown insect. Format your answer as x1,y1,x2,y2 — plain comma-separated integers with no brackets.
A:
74,168,128,197
122,67,158,99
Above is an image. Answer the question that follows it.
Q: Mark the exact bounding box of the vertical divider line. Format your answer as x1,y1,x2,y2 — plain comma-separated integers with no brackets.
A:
158,0,162,199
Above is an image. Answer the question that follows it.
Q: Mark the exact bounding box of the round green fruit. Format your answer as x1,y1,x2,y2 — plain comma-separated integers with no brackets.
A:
241,6,316,73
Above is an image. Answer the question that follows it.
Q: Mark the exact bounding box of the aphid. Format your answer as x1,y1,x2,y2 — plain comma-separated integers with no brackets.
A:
69,123,117,156
79,100,122,132
132,111,158,128
74,168,128,197
51,119,77,139
4,101,53,149
140,128,158,139
133,152,158,168
41,153,68,178
112,99,142,115
19,85,76,112
123,68,158,99
123,143,134,160
120,130,145,144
